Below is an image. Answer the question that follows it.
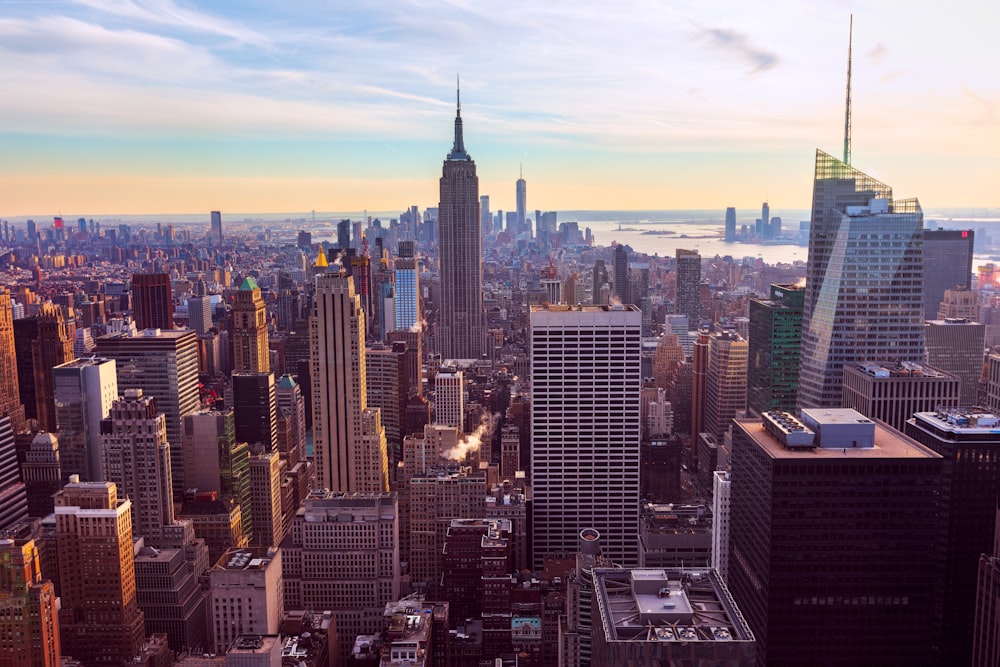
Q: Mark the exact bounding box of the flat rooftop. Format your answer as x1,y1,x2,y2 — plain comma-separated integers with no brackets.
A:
912,408,1000,435
531,303,640,313
735,417,940,460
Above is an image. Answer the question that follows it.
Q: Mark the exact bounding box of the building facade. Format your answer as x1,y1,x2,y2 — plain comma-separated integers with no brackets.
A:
747,283,803,415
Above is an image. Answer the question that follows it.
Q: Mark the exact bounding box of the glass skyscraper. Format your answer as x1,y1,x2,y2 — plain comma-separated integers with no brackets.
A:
797,150,925,409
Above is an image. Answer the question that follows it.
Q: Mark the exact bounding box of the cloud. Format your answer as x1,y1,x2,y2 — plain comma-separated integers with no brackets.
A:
867,42,887,64
700,26,780,73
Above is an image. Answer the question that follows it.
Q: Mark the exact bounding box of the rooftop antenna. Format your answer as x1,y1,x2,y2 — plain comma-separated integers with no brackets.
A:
456,74,461,116
843,14,853,165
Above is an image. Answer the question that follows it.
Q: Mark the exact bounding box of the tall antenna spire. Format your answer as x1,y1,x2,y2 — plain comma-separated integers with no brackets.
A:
448,74,469,160
843,14,853,165
456,74,461,116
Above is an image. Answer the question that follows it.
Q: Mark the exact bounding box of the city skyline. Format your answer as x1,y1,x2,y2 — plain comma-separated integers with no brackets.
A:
1,2,997,216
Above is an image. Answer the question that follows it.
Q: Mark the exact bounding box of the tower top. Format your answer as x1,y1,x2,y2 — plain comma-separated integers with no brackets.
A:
447,76,470,161
844,14,853,165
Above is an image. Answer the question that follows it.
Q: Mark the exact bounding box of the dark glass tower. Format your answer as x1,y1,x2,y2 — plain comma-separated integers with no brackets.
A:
748,283,804,415
675,249,701,330
797,151,925,409
131,272,174,331
923,229,974,320
437,86,485,360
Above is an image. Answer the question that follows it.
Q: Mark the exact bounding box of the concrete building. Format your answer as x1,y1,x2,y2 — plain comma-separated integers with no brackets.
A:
0,287,26,433
232,277,270,374
0,417,27,532
134,537,210,655
52,357,118,482
729,410,943,666
280,491,399,663
530,304,642,568
638,503,712,569
842,361,960,432
97,327,200,496
591,568,755,666
924,229,974,321
0,530,60,666
131,272,174,332
18,431,60,518
30,303,75,433
711,470,731,582
675,250,701,330
433,368,464,431
55,481,146,664
926,318,986,406
209,547,283,655
704,330,748,439
248,450,284,549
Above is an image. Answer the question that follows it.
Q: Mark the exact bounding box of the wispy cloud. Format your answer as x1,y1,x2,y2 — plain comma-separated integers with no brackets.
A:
700,26,780,73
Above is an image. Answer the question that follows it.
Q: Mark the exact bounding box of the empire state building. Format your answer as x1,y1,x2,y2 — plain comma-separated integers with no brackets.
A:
437,86,486,360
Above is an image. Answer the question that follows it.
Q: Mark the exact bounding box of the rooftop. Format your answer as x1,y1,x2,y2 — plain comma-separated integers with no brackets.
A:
850,361,948,379
912,407,1000,434
736,415,939,460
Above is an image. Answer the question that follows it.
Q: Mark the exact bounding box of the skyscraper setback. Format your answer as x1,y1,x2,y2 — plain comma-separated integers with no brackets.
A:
436,86,486,360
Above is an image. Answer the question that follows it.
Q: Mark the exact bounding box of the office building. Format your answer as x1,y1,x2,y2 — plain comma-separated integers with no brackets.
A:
480,194,491,236
210,210,223,245
704,330,748,439
905,408,1000,663
248,450,284,549
724,206,737,243
275,374,307,464
729,410,942,666
613,244,630,305
0,417,27,531
100,389,174,544
529,304,642,567
436,87,486,360
12,316,38,424
52,357,118,482
134,533,210,654
798,152,925,408
434,367,464,431
924,229,974,320
690,330,710,447
209,547,283,655
188,295,212,335
747,283,804,415
97,327,200,496
973,515,1000,667
592,259,609,305
131,273,174,331
0,287,25,433
177,492,248,565
233,277,270,374
711,470,731,582
842,361,960,432
366,343,407,472
938,286,979,320
675,250,701,330
393,240,420,332
18,432,61,518
311,267,389,494
516,170,527,237
591,568,755,666
232,372,278,453
31,303,75,433
54,481,146,665
926,318,986,406
637,503,712,569
281,492,400,662
0,530,60,666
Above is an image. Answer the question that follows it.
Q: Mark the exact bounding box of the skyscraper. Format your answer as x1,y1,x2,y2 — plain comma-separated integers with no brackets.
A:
97,327,200,496
704,330,748,438
100,389,174,545
797,152,925,408
923,229,974,320
131,273,174,331
724,206,737,243
530,304,642,567
516,168,527,237
760,201,770,239
232,276,270,374
0,527,60,666
55,481,146,665
232,372,278,453
53,357,118,482
0,417,27,531
613,244,630,305
675,249,701,330
311,267,389,493
393,240,420,332
437,86,486,360
0,287,25,433
31,303,74,433
747,283,804,415
480,195,491,237
926,317,985,406
210,210,223,245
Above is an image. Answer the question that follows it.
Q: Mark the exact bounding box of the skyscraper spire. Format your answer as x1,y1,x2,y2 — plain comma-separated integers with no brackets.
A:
843,14,853,165
449,76,468,160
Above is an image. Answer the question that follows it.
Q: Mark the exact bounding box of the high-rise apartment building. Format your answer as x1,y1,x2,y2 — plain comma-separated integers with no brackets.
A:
311,268,389,493
924,229,974,320
233,276,270,374
704,330,748,438
529,304,642,567
437,89,486,360
747,283,804,415
281,492,400,663
210,210,223,245
31,303,74,433
798,152,925,408
926,318,986,406
0,530,60,666
729,410,942,665
393,240,420,332
100,389,174,545
131,273,174,331
904,408,1000,663
53,357,118,482
675,249,701,330
366,343,408,472
54,481,145,665
0,287,25,433
97,327,199,496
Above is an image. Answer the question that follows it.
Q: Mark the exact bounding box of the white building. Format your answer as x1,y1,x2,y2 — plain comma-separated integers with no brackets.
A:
53,357,118,482
529,304,642,567
434,368,464,431
209,547,283,655
712,469,731,582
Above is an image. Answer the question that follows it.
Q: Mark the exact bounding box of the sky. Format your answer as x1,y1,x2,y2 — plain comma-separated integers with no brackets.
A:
0,0,997,218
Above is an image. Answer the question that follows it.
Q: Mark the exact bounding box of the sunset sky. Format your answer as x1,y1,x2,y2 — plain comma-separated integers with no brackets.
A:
1,0,997,218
